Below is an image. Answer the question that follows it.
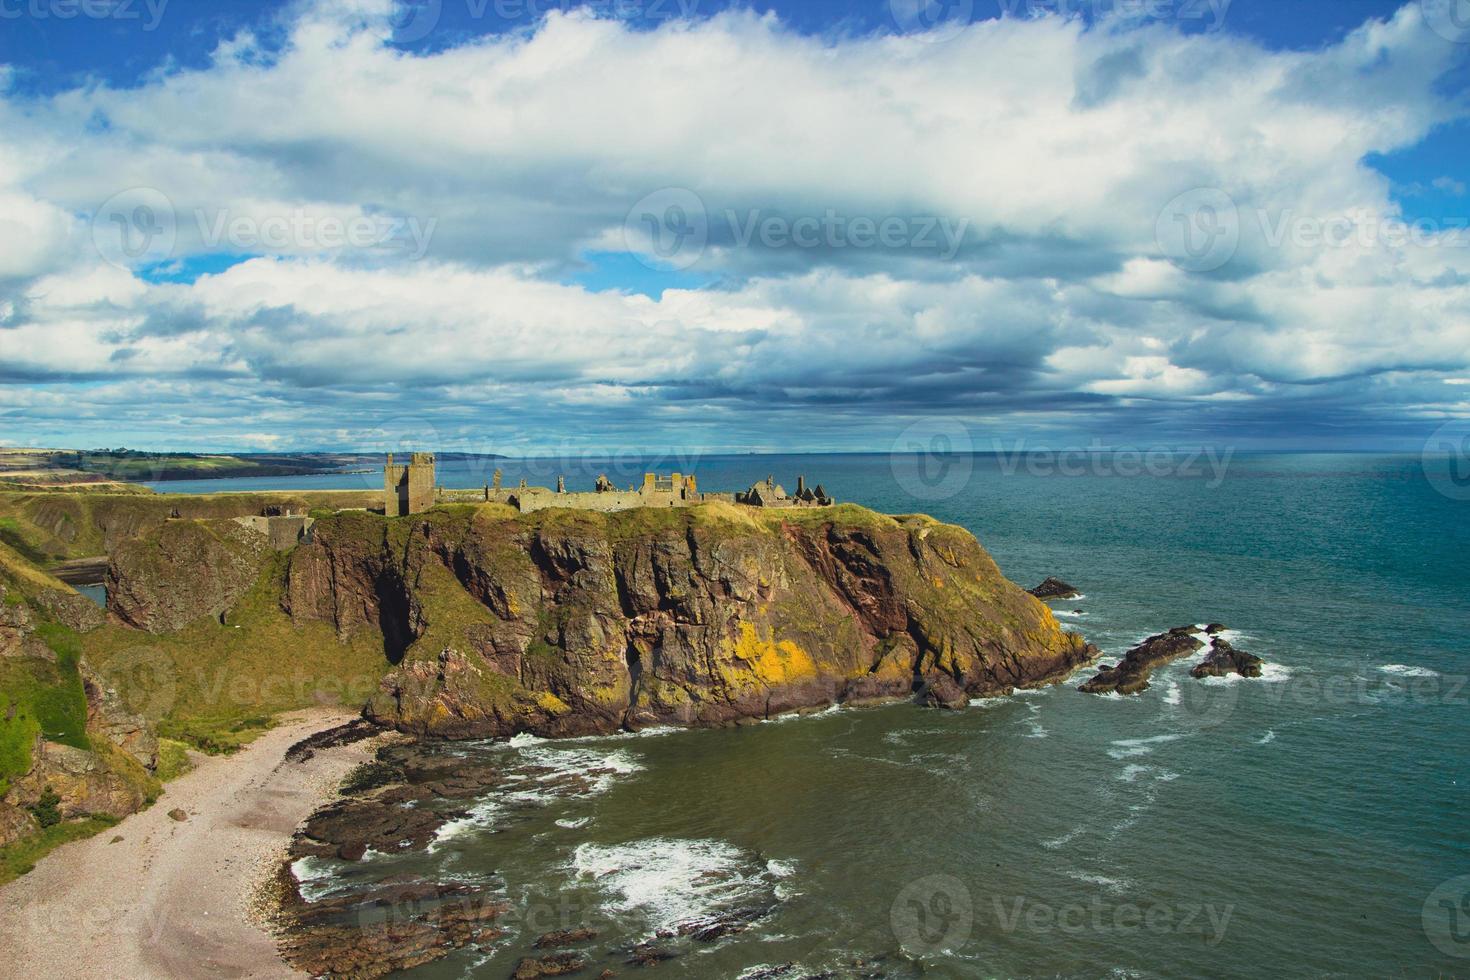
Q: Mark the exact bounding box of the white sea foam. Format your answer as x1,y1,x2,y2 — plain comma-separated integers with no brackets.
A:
1379,664,1440,678
432,744,644,848
570,838,785,936
1107,734,1184,759
556,817,592,829
290,856,359,903
1067,871,1131,894
1052,608,1087,619
1195,662,1292,685
1042,825,1087,850
766,858,798,878
1160,681,1182,706
1255,730,1276,745
1114,764,1179,784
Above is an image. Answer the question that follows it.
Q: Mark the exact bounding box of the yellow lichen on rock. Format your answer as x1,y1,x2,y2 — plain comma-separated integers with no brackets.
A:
731,622,817,686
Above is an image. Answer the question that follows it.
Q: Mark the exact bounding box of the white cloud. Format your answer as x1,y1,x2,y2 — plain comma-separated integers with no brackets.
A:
0,0,1467,449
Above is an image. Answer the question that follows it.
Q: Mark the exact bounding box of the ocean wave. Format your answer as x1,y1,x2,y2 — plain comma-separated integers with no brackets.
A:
1116,764,1178,783
1042,825,1087,850
1378,664,1440,678
1066,871,1132,894
1194,662,1292,685
432,743,645,848
1255,730,1276,745
570,837,788,937
1107,734,1184,759
290,855,362,903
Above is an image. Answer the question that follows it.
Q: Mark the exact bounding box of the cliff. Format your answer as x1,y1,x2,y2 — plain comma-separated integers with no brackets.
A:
278,502,1095,737
0,553,160,849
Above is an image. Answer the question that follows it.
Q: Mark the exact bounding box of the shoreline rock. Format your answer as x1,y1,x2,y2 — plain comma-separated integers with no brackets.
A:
1079,627,1206,695
1189,638,1263,679
1028,577,1081,600
270,505,1098,737
1080,625,1267,695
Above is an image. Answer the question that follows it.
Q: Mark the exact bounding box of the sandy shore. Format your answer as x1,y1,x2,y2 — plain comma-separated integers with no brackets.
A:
0,709,377,979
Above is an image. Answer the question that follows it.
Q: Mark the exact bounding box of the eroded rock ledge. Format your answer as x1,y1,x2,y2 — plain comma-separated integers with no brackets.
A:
1080,625,1265,695
271,503,1098,738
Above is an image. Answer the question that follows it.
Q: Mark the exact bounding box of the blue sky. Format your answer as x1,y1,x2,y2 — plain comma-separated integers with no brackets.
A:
0,0,1468,453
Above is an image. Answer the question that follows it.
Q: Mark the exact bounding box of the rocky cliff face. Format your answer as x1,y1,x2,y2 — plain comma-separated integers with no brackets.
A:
282,503,1095,738
107,519,270,633
0,582,159,846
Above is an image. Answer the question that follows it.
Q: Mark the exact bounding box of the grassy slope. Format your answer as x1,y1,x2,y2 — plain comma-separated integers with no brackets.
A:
81,551,388,752
0,548,92,796
0,490,380,563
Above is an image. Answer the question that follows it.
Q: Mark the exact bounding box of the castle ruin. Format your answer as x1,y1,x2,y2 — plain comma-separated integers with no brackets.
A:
384,452,436,516
390,454,833,516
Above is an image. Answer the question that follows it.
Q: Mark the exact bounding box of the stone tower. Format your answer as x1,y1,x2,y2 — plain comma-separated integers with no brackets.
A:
384,452,436,516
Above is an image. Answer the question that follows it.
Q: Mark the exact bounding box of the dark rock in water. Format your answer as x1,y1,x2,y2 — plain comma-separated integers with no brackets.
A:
1028,577,1081,600
1079,627,1205,695
919,674,969,710
627,943,678,967
1204,623,1227,635
666,904,772,943
272,870,509,979
1190,638,1264,679
285,718,381,764
535,928,598,949
513,952,587,978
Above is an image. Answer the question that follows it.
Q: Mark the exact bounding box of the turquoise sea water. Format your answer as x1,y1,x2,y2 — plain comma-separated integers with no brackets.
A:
172,453,1469,976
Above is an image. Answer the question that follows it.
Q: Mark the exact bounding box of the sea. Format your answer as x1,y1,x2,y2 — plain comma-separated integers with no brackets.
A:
151,452,1469,977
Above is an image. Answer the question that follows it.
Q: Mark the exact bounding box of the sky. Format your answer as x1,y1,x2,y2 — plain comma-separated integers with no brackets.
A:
0,0,1467,455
